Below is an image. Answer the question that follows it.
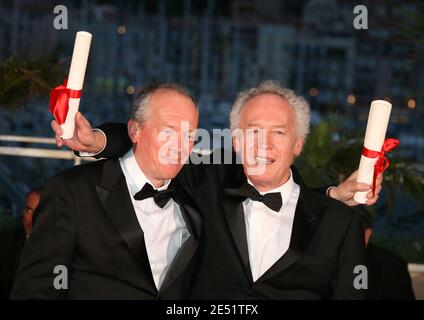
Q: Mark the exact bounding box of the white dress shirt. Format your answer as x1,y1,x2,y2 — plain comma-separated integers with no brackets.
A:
119,149,189,290
243,170,300,282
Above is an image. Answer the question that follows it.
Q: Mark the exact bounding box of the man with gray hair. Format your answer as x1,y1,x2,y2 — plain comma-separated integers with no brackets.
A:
50,80,377,299
12,82,201,299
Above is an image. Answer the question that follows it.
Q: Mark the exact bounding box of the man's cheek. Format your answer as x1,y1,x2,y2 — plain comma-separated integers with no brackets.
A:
181,148,191,163
180,140,192,160
244,140,257,166
159,140,181,164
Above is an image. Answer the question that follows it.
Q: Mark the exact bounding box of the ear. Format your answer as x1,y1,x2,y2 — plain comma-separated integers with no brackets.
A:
127,120,140,144
293,137,304,157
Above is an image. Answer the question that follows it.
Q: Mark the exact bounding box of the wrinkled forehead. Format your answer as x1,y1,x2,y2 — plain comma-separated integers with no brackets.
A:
240,94,295,127
146,91,199,129
153,111,198,131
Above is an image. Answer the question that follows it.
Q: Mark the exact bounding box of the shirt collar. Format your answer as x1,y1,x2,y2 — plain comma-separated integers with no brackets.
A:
247,169,294,209
119,148,170,196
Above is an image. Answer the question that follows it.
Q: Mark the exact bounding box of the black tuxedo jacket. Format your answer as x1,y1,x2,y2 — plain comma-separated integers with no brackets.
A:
88,123,366,299
11,158,202,299
187,167,365,299
0,224,26,299
366,243,415,300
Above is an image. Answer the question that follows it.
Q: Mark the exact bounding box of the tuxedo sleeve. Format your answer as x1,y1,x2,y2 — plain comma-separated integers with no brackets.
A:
92,122,132,159
10,174,76,299
390,262,416,300
82,121,213,195
312,186,330,195
178,148,241,195
332,210,366,300
291,166,329,195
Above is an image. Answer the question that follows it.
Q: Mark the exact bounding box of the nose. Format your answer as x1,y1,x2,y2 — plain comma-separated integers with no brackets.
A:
169,146,180,157
256,130,272,154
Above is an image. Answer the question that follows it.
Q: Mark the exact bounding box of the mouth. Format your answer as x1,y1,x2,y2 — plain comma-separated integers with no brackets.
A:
254,156,275,164
159,155,181,164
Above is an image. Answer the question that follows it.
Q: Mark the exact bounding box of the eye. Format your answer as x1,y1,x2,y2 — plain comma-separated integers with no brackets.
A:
161,128,174,136
185,132,197,142
247,128,260,135
273,130,285,135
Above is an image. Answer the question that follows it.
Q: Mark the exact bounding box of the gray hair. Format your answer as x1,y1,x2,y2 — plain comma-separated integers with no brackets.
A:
129,82,198,125
229,80,310,140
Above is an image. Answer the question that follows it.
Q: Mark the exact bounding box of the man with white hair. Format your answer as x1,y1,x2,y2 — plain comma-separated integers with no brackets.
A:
186,81,365,299
52,81,375,299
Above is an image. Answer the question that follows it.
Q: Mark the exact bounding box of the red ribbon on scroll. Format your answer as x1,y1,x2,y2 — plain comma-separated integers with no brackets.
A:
361,138,400,196
49,79,82,125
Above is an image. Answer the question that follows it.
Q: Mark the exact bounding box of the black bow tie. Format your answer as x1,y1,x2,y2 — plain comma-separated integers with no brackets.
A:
133,183,174,208
226,183,283,212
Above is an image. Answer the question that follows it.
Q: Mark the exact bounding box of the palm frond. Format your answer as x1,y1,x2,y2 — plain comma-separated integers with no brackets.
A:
0,58,65,110
297,118,424,220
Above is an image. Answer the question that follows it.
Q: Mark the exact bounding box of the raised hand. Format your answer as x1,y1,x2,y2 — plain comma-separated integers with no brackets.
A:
51,112,105,154
329,170,383,206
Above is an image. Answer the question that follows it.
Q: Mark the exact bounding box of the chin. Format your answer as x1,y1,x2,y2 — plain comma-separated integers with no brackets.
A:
159,164,183,179
253,175,274,186
247,169,274,185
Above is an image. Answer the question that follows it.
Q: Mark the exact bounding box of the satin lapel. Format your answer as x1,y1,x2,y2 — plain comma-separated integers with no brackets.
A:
256,185,326,283
159,189,202,293
171,182,203,240
222,189,252,282
95,158,156,292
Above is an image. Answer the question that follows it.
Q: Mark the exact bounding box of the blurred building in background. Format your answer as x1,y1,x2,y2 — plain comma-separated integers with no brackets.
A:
0,0,422,206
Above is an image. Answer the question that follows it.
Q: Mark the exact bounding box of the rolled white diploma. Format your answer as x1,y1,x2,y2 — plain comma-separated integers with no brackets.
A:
61,31,92,139
354,100,392,204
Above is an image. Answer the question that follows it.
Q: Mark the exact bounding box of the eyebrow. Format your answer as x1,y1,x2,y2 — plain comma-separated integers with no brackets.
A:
162,125,196,132
247,123,288,129
162,125,177,129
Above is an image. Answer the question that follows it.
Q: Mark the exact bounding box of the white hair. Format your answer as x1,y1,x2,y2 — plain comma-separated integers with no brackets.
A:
229,80,310,140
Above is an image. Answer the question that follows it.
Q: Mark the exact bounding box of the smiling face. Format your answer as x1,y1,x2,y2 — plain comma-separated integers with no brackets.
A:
128,88,198,187
235,93,304,192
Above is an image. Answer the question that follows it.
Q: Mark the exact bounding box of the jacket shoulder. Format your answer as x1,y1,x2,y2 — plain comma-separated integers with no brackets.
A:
50,159,109,185
325,195,359,224
303,188,361,240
